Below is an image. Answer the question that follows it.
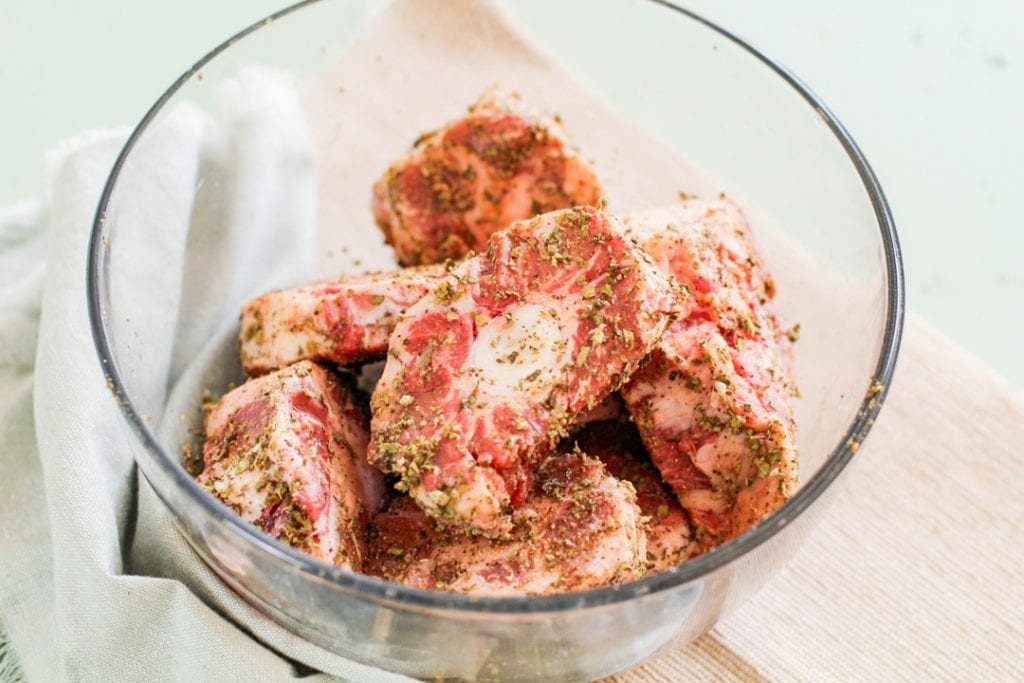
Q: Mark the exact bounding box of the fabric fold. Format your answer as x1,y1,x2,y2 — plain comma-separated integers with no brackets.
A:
0,73,410,682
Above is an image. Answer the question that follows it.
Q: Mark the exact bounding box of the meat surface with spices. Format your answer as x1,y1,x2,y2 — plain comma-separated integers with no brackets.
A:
372,87,603,266
621,201,798,548
365,451,646,595
624,200,793,363
198,361,386,569
368,206,680,535
566,420,698,571
240,264,445,376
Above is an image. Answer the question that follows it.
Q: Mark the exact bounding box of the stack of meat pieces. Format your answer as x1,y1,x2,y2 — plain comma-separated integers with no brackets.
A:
197,88,798,596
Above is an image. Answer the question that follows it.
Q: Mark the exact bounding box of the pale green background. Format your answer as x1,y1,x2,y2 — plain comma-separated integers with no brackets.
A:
3,1,1021,385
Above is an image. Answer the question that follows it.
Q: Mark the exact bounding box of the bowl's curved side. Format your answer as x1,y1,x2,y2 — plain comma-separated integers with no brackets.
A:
86,0,904,679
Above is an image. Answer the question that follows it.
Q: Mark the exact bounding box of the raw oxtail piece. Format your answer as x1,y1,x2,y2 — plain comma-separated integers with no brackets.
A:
620,200,797,548
198,361,386,569
240,264,446,376
566,420,698,572
372,87,604,266
624,199,795,371
364,451,646,595
622,321,797,548
368,206,680,534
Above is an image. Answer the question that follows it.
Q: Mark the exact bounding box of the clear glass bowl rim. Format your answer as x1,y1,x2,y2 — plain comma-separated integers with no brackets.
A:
86,0,906,614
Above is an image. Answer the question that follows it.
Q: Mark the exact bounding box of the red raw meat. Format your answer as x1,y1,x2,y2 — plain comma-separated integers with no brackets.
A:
198,361,386,569
372,87,603,265
567,420,698,572
364,451,645,595
240,264,445,376
621,201,798,548
368,206,680,534
624,200,794,364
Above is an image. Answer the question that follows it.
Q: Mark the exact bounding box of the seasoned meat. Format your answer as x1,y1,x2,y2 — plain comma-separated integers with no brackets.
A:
624,200,794,366
623,322,797,547
368,206,680,535
198,361,386,569
365,451,646,595
621,201,798,548
567,420,697,572
372,87,603,266
240,264,445,376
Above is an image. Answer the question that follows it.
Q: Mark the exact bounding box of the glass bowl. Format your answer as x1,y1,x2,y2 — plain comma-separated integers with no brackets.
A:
87,1,904,680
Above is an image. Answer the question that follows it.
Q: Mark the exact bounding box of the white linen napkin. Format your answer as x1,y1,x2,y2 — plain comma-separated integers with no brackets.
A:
0,72,411,682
